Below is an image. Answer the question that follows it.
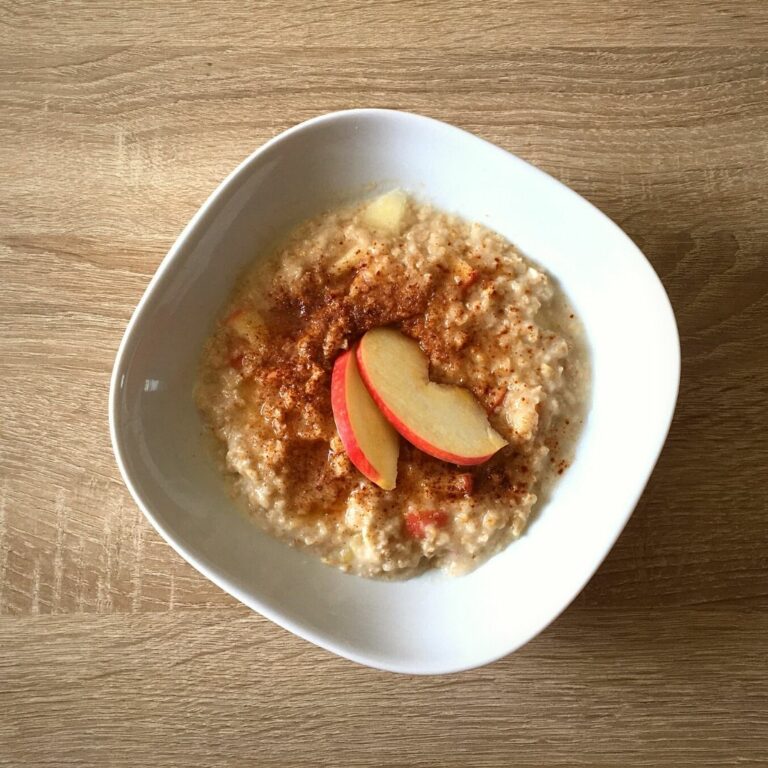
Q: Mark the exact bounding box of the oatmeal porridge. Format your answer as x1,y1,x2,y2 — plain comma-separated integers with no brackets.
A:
196,191,589,578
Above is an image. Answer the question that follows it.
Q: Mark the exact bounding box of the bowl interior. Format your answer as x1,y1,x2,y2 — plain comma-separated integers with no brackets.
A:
111,110,679,673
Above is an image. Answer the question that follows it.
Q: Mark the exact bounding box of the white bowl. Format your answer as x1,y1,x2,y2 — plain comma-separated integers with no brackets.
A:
110,109,679,674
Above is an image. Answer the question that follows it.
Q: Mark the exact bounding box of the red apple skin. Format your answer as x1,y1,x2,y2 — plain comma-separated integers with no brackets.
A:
404,510,449,538
355,343,500,466
332,349,384,485
331,347,400,490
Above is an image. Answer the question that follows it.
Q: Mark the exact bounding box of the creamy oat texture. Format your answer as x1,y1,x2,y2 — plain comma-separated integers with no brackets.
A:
196,193,589,578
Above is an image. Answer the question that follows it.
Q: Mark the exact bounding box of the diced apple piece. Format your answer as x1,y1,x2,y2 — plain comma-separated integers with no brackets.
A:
356,327,508,465
225,307,265,346
487,386,508,412
331,346,400,490
361,190,408,235
453,258,478,288
404,510,448,539
329,246,365,275
506,392,538,441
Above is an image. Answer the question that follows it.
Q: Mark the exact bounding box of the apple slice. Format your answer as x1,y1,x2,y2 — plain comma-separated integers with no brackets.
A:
331,345,400,490
356,328,508,465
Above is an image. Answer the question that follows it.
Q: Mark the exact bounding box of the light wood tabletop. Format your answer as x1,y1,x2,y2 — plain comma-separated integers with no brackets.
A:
2,2,767,765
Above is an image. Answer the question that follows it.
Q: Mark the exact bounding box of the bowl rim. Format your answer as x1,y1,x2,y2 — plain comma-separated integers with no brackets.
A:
109,108,681,674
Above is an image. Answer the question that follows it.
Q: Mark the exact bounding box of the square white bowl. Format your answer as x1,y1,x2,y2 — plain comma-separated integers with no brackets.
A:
110,109,679,674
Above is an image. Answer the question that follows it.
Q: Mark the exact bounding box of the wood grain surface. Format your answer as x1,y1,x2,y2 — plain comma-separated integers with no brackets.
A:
1,2,767,765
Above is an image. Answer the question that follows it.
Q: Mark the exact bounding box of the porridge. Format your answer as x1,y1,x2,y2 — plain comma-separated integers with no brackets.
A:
196,191,589,578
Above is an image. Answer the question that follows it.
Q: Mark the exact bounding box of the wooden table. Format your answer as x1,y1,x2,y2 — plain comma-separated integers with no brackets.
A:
2,3,767,765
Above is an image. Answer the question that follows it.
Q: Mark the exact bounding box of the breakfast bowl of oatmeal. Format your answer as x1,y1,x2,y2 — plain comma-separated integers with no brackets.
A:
196,191,589,579
110,110,679,673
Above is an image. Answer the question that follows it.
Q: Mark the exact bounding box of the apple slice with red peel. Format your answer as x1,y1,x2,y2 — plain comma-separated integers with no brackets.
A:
331,345,400,490
356,327,508,465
